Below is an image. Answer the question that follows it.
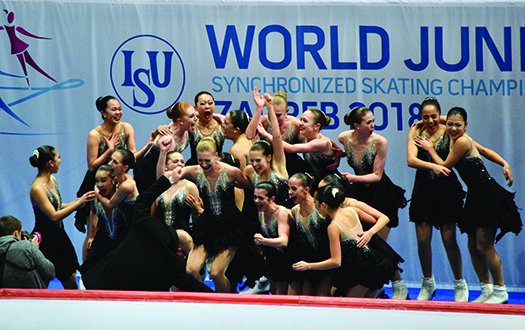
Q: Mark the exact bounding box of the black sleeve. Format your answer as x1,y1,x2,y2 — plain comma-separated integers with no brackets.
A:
132,176,171,223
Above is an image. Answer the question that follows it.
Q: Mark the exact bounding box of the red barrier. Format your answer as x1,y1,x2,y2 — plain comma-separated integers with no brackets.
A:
1,289,524,316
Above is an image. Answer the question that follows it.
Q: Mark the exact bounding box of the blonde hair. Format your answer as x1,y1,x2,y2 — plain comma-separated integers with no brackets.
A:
196,137,217,153
273,91,288,108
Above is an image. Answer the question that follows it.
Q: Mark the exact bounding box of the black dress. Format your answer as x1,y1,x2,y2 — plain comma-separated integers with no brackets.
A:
334,235,404,293
288,206,331,284
153,185,192,232
32,177,78,282
303,139,345,188
344,137,406,228
259,209,293,283
267,123,310,177
134,133,191,194
79,199,131,273
409,134,465,228
81,176,213,292
75,125,127,231
251,171,294,209
192,167,244,256
454,156,522,242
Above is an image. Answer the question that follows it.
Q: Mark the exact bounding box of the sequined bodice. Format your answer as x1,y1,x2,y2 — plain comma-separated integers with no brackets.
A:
268,122,300,144
93,199,128,239
196,168,234,216
191,124,225,152
260,210,279,238
293,206,324,250
97,124,127,156
455,156,493,187
171,131,190,153
155,187,187,226
345,138,376,175
32,177,63,228
252,170,290,206
417,132,451,179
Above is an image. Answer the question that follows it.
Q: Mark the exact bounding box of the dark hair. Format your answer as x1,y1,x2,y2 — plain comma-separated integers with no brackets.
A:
227,110,250,133
255,181,278,199
113,149,135,169
167,101,192,120
96,164,112,173
420,97,441,114
447,107,468,123
308,108,330,128
219,152,240,168
344,106,370,127
315,184,345,209
250,140,273,157
319,173,346,187
95,95,118,119
194,91,214,105
29,145,56,170
0,215,22,236
290,172,314,191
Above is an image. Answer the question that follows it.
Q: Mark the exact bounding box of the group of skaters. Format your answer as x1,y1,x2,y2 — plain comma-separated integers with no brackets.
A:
14,88,521,304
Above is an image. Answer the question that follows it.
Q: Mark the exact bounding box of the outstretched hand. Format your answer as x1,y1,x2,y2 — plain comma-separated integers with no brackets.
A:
253,87,265,109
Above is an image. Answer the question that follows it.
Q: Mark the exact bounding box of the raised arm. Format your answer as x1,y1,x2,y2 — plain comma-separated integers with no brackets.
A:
246,87,266,140
155,136,174,179
265,93,288,179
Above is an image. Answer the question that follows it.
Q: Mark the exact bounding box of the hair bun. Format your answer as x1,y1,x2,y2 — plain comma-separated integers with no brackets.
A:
275,91,287,101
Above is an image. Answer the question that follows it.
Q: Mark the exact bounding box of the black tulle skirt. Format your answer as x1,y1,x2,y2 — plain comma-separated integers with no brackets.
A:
459,178,522,242
409,172,465,228
334,235,403,292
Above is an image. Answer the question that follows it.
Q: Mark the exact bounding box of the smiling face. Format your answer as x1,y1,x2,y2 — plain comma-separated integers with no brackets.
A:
299,110,319,137
446,115,467,141
197,150,217,171
196,93,215,123
288,177,308,205
165,152,185,171
421,104,440,133
103,99,123,125
95,169,115,197
249,149,271,175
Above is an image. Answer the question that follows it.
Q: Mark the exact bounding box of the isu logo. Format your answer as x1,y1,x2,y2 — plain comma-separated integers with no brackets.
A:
110,34,186,115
